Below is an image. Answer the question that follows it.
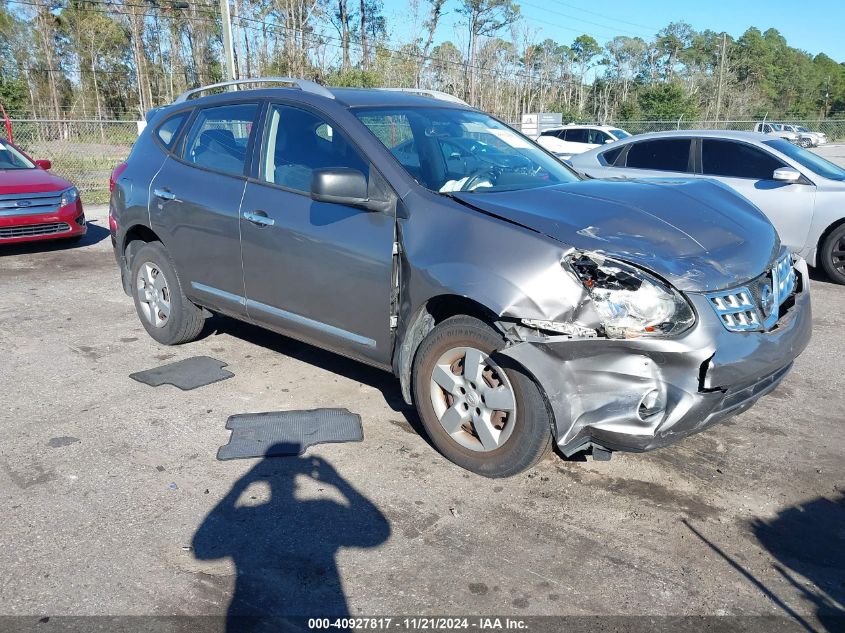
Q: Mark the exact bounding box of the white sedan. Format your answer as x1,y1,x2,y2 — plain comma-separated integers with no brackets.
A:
569,130,845,284
535,124,631,160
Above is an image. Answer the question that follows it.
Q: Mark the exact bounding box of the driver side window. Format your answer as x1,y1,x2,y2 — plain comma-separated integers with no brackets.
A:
261,105,369,193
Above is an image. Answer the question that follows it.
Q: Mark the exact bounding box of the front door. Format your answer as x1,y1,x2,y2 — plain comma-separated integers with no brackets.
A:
149,102,259,316
239,103,395,366
699,138,816,251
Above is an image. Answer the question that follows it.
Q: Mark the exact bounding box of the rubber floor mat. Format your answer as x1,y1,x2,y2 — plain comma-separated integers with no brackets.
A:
217,408,363,460
130,356,233,391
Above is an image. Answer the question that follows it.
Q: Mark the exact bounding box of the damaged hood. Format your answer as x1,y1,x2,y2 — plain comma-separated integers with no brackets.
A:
452,178,780,292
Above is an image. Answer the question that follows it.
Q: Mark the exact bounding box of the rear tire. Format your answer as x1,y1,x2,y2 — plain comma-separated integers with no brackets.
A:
412,315,553,478
129,241,205,344
820,224,845,285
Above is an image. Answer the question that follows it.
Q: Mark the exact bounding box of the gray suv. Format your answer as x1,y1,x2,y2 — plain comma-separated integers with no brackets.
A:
110,78,812,477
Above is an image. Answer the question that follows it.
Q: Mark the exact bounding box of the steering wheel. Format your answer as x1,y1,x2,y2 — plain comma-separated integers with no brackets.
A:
460,169,497,192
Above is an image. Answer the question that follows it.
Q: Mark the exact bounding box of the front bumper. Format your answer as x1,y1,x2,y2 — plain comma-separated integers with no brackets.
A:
501,260,812,455
0,200,86,244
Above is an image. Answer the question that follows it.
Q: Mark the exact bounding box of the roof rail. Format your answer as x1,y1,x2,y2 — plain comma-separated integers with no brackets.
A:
376,88,468,106
174,77,334,103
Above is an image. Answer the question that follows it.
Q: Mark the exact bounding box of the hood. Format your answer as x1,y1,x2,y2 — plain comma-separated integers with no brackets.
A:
452,178,780,292
0,168,73,195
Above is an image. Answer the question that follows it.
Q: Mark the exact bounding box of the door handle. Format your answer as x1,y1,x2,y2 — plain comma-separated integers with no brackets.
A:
243,210,275,227
153,188,176,201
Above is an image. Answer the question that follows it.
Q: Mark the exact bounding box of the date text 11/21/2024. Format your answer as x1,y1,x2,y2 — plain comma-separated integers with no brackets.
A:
306,617,529,630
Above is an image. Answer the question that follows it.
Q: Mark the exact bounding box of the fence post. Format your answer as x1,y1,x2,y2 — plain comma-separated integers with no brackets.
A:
0,104,12,142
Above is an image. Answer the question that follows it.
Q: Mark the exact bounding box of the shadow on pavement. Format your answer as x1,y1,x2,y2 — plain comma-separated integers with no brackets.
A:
0,221,110,256
192,445,391,632
751,494,845,632
202,316,432,444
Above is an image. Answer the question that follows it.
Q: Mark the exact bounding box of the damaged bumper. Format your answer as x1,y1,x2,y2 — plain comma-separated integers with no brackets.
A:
500,260,812,456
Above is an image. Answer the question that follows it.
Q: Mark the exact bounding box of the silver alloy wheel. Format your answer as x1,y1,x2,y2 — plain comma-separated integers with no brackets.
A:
136,261,171,328
429,346,517,452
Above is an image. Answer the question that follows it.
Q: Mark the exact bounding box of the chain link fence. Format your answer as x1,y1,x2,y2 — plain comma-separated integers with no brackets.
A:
607,119,845,139
509,118,845,141
5,117,845,204
7,120,139,204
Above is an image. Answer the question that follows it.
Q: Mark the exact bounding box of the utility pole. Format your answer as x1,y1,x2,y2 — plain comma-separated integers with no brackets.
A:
714,33,727,125
219,0,236,81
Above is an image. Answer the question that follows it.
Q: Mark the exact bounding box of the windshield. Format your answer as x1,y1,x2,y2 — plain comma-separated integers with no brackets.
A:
796,126,810,133
354,107,578,193
609,129,630,139
0,140,35,170
764,139,845,181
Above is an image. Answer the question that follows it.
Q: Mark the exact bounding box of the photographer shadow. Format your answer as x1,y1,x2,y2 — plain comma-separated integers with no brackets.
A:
193,444,391,632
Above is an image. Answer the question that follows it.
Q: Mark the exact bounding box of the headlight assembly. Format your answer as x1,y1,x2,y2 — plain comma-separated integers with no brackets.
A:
569,252,695,339
60,187,79,207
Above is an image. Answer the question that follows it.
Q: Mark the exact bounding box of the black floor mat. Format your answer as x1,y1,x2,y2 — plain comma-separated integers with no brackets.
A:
217,408,363,460
130,356,233,391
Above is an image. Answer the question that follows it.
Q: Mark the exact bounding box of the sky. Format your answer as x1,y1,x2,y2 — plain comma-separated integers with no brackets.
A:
384,0,845,63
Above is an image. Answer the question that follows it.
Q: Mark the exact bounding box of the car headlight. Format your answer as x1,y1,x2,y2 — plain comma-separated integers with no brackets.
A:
60,187,79,207
569,252,695,339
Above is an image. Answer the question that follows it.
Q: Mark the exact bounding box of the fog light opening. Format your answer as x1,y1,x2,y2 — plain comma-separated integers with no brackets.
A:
637,388,664,420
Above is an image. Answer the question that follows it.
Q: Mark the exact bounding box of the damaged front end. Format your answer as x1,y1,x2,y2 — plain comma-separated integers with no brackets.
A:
498,251,812,457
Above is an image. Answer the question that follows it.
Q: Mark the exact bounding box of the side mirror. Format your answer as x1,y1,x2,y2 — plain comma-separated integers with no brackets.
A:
772,167,801,182
310,168,371,209
605,139,614,144
35,159,52,170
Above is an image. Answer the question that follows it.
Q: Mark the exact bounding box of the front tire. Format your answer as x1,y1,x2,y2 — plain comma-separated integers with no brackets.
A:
820,224,845,285
412,315,553,477
129,241,205,344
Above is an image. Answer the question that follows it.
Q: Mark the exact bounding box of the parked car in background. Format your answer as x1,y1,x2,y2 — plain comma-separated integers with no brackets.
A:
110,79,811,477
570,130,845,284
781,124,827,148
0,137,86,245
754,122,799,144
535,124,631,159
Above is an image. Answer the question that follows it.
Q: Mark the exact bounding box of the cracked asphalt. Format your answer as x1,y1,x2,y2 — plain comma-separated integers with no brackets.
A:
0,154,843,631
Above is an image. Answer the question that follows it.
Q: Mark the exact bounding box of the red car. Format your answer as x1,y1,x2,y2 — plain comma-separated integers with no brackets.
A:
0,137,86,244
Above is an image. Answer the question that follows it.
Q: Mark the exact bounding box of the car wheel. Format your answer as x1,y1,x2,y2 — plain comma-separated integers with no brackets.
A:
800,138,813,148
412,315,553,478
129,241,205,344
820,224,845,285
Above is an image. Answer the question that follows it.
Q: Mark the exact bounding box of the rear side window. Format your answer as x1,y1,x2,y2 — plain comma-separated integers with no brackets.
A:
182,103,257,176
261,104,369,193
155,113,187,149
599,146,624,166
702,139,785,180
625,139,692,172
565,129,589,143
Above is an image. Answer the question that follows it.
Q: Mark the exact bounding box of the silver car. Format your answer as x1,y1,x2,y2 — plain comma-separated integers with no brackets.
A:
110,79,812,477
570,130,845,284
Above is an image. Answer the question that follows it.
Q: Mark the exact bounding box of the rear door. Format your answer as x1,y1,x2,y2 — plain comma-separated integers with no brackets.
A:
616,138,694,179
239,102,395,366
149,102,258,316
698,138,815,250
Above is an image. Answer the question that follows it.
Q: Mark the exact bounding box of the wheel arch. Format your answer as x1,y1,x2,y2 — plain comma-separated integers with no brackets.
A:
394,294,508,406
119,223,165,294
817,216,845,278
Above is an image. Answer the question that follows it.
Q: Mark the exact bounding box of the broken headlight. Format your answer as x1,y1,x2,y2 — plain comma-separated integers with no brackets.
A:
569,252,695,339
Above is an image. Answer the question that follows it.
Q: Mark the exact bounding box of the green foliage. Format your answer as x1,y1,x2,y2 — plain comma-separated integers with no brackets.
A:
637,83,698,120
0,76,27,113
324,68,383,88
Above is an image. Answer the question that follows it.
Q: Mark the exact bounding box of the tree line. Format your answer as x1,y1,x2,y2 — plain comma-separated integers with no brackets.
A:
1,0,844,123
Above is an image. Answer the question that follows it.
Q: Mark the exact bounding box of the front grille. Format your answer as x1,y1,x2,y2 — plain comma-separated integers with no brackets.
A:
0,222,71,238
0,191,64,217
706,253,797,333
